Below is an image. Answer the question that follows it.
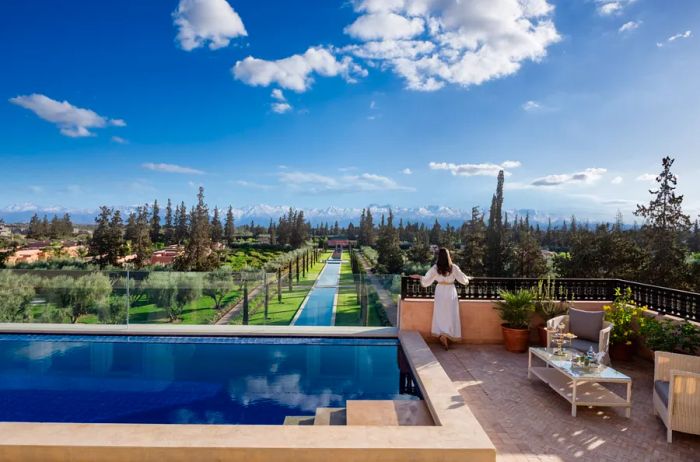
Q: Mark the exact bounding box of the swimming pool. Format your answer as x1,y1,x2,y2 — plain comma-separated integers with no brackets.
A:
0,334,418,425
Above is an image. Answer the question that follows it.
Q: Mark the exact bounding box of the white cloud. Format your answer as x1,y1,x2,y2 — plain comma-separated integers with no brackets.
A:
233,47,367,92
28,185,44,194
271,102,292,114
611,176,623,184
636,173,656,182
429,160,521,177
401,168,413,175
344,0,560,91
142,162,204,175
531,168,607,187
111,136,128,144
669,30,692,42
522,100,542,112
619,21,641,33
344,39,436,60
9,94,125,138
278,171,413,194
235,180,273,190
269,89,292,113
657,30,692,47
595,1,636,16
173,0,247,51
345,12,424,41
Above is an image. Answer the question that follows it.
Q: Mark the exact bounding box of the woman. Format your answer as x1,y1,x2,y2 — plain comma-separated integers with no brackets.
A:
412,248,470,350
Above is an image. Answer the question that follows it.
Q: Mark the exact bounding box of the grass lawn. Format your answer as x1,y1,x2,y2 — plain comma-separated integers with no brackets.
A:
127,290,240,324
334,286,362,326
243,250,332,326
334,254,365,326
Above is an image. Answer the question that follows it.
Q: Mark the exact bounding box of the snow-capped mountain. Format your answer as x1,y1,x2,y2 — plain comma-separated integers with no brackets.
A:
0,202,578,226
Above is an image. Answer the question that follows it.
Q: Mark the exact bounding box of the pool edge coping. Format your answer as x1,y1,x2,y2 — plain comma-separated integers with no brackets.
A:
0,323,397,337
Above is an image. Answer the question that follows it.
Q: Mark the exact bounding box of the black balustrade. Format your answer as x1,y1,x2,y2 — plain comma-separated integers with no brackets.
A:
400,276,697,322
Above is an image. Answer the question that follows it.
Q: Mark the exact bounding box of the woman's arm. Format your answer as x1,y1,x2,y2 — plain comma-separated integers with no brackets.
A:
420,266,436,288
452,265,471,285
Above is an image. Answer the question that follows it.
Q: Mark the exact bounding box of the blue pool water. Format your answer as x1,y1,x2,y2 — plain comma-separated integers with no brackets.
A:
293,259,342,326
0,334,418,425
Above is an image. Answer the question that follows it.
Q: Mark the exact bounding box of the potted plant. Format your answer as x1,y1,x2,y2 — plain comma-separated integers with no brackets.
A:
603,287,647,361
533,277,569,347
494,289,536,353
640,318,700,356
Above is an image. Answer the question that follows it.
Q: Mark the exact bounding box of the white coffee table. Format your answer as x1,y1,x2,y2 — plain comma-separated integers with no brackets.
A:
528,347,632,417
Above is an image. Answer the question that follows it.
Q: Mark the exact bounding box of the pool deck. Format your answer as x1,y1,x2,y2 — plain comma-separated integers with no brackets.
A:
0,324,496,462
433,343,700,462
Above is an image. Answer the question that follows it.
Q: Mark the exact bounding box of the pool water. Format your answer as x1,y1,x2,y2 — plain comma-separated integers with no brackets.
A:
293,259,342,326
0,334,418,425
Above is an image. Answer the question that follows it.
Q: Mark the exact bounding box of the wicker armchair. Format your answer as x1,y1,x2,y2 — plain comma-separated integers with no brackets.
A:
653,351,700,442
546,314,613,365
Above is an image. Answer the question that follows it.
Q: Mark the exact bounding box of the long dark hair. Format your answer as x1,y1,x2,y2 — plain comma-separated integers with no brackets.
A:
436,248,453,276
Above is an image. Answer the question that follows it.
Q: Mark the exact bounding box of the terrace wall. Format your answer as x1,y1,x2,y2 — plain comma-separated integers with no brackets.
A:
398,299,609,344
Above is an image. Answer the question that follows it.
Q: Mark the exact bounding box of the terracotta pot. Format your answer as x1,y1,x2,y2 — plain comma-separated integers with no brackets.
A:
537,325,548,347
609,342,634,361
501,324,530,353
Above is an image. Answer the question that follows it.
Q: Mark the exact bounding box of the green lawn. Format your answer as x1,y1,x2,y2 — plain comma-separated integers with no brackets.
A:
127,290,240,324
334,254,389,327
240,251,332,325
334,286,362,326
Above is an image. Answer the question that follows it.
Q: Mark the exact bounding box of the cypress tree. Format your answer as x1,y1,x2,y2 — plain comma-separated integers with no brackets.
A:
485,170,505,276
150,199,161,244
211,207,224,243
457,207,487,276
175,187,218,271
164,199,174,245
224,206,235,245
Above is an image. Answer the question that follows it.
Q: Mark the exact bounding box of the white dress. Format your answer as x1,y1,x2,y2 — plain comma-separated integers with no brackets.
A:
420,265,470,340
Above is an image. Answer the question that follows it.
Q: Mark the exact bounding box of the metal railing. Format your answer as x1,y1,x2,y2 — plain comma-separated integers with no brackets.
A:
400,276,698,322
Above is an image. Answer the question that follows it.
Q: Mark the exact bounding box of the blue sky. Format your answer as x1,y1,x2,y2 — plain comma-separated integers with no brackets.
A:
1,0,699,220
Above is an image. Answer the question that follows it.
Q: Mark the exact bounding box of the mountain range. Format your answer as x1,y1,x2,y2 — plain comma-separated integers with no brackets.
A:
0,202,601,227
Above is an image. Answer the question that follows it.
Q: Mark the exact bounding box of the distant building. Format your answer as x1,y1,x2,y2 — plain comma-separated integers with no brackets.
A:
5,241,86,265
327,239,356,248
150,245,182,266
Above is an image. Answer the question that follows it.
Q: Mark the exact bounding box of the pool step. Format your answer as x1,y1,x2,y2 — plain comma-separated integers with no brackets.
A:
346,400,434,426
314,407,347,425
283,415,315,426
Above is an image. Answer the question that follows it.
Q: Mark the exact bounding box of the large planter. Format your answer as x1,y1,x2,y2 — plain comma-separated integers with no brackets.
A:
501,324,530,353
609,342,634,361
537,325,548,347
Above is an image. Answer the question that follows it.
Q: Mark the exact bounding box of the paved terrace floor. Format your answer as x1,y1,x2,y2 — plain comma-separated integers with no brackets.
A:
433,344,700,462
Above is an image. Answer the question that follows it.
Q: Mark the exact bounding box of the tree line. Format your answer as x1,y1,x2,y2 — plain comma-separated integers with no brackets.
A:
26,213,74,239
341,157,700,292
88,187,311,271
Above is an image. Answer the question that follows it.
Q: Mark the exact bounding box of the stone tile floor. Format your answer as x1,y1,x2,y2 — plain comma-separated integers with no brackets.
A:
432,344,700,462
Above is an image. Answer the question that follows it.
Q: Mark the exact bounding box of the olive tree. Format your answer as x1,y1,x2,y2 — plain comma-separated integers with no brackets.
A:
204,267,236,310
0,271,37,322
146,272,202,322
46,273,112,323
